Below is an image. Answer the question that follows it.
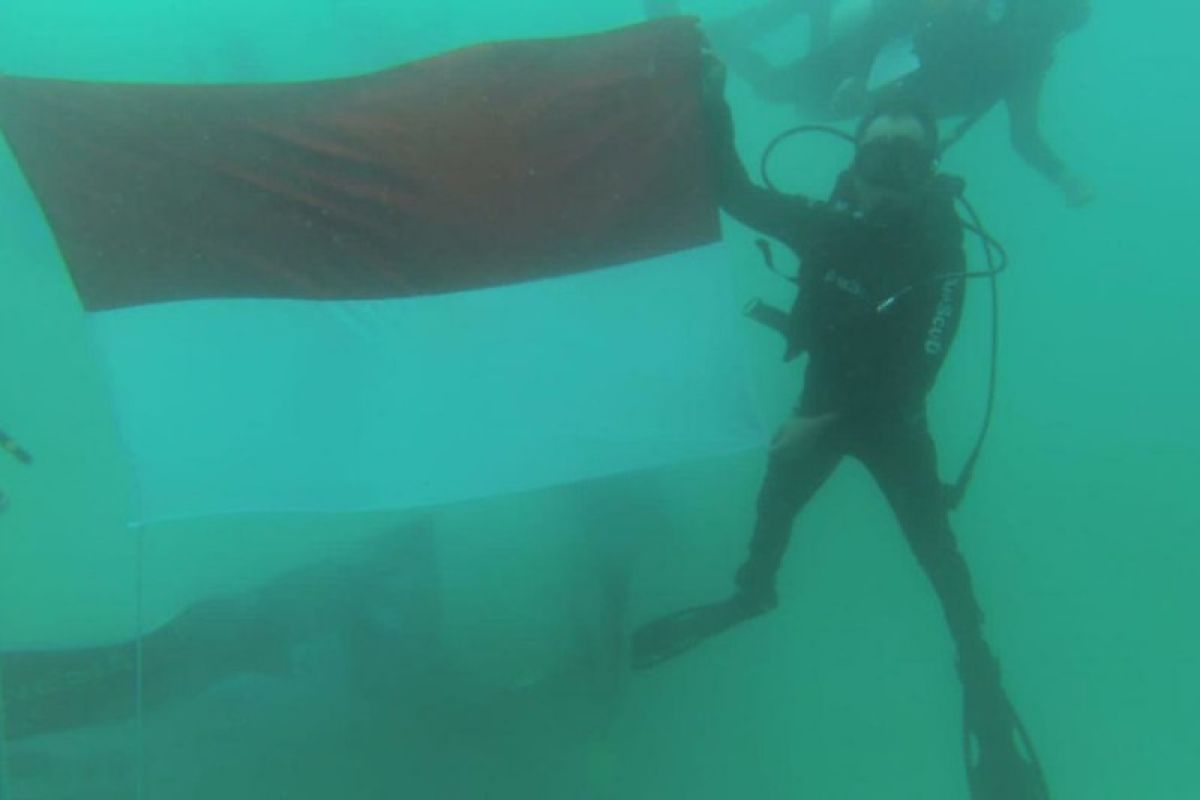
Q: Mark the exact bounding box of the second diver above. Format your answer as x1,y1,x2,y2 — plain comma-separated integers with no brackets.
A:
649,0,1095,206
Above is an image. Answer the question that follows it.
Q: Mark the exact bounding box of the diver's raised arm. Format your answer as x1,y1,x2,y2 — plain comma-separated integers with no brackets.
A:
1007,71,1095,206
702,56,821,243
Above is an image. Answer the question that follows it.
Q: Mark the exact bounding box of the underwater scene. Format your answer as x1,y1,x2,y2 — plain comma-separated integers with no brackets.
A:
1,1,1197,798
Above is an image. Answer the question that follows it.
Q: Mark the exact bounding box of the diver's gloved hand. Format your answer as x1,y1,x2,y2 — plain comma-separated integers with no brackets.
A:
1058,170,1096,207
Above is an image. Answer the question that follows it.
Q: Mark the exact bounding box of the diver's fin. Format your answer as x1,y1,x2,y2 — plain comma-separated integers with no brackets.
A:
962,686,1053,800
631,598,756,670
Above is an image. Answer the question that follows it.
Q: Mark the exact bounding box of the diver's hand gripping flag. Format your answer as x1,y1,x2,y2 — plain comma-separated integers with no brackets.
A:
0,19,764,521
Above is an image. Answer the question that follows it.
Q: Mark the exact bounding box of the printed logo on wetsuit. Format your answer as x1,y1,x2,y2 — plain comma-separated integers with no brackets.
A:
924,278,962,356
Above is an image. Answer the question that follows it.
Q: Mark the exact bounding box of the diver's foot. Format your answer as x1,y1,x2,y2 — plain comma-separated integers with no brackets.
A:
732,582,777,617
734,560,779,615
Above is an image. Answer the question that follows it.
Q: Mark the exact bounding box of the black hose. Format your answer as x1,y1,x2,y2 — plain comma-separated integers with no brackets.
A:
943,195,1004,510
760,124,856,192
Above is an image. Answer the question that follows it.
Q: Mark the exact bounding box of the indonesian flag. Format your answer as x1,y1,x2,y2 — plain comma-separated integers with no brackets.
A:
0,19,763,522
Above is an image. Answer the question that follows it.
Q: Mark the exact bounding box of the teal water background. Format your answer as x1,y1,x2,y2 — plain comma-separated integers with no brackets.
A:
1,1,1198,798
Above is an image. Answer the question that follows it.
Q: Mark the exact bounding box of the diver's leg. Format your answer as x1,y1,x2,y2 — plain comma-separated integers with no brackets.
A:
855,412,986,655
858,413,1050,799
702,1,835,110
735,412,844,610
629,414,842,669
727,25,884,116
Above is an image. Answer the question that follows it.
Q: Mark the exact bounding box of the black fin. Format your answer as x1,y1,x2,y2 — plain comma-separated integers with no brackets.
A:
631,599,756,671
962,687,1052,800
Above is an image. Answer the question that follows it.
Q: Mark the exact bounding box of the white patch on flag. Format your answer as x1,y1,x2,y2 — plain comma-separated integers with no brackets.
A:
89,245,766,522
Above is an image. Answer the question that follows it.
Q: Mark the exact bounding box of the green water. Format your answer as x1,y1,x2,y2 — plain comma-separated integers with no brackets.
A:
1,1,1198,798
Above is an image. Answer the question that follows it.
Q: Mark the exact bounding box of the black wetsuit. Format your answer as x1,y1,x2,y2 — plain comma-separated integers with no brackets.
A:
705,93,989,663
902,6,1067,180
716,0,1073,186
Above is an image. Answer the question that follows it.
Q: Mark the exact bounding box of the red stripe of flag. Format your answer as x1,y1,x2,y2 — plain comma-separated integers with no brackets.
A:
0,19,717,312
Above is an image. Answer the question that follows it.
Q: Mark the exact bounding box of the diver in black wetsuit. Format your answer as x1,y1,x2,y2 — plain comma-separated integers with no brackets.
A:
709,102,971,624
633,60,1052,800
649,0,1095,207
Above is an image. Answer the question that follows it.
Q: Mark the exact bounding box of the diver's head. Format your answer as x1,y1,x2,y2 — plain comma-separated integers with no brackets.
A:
852,95,938,198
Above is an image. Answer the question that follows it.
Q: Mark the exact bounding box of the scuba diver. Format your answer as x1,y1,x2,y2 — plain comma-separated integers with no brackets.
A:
0,428,32,512
645,0,1095,207
631,57,1052,800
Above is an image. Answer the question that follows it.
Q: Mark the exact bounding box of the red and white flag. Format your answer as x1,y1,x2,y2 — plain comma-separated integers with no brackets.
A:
0,19,764,522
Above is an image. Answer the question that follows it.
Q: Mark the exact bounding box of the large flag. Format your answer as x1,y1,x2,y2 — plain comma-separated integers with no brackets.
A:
0,19,764,522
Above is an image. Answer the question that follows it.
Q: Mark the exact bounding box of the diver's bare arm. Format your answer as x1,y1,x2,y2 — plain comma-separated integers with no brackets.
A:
1007,74,1094,205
